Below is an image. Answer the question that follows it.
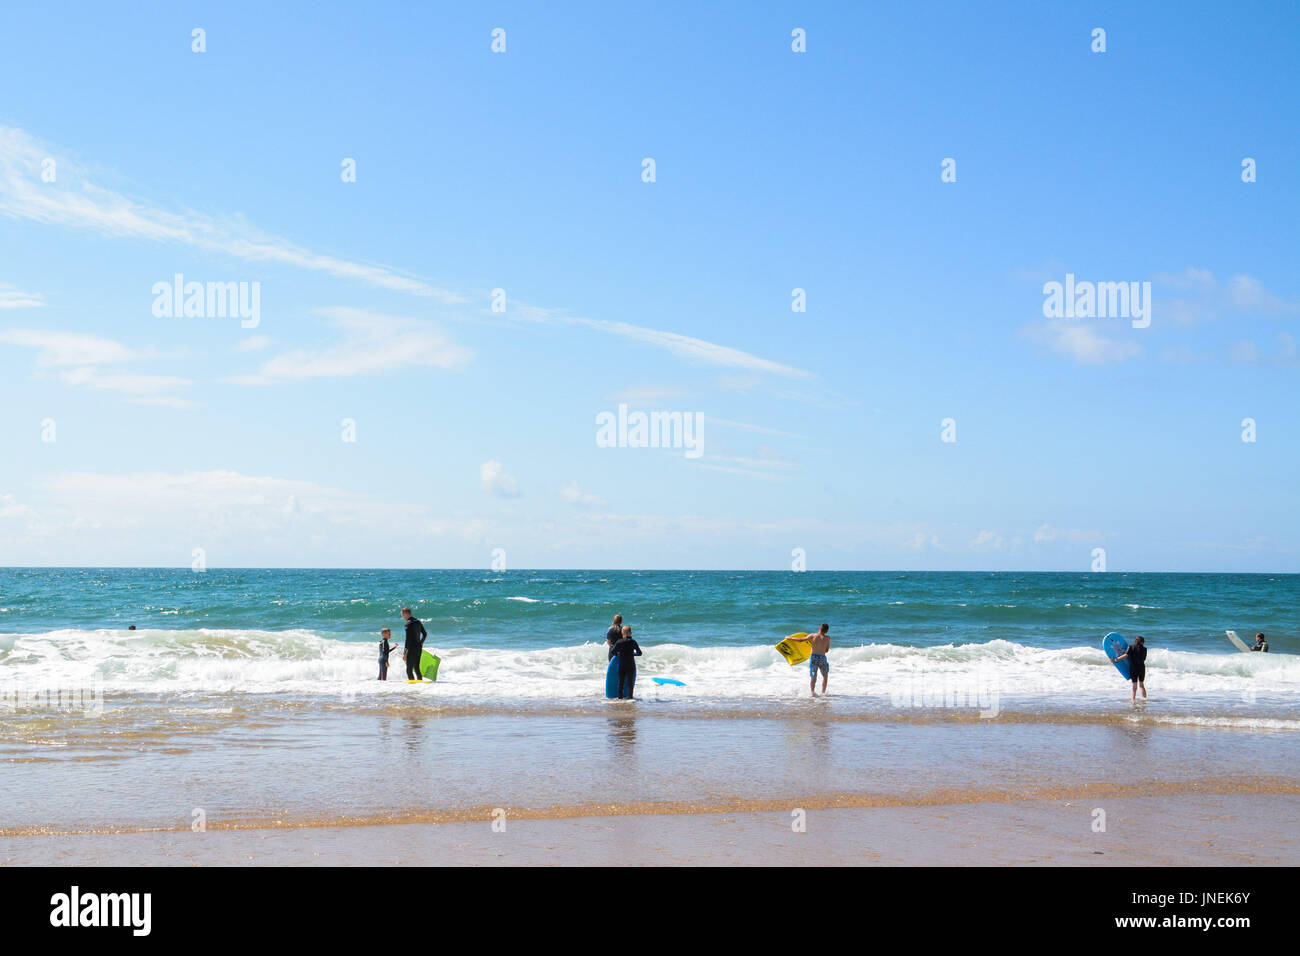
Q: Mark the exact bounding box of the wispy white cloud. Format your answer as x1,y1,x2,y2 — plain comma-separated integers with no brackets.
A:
1023,318,1144,365
0,283,45,309
480,460,521,498
511,303,808,379
224,307,471,385
58,366,193,396
607,384,690,404
0,327,194,397
706,416,805,439
559,481,604,508
0,125,464,302
969,529,1006,551
126,395,199,408
0,328,148,366
41,470,419,529
0,492,39,524
236,334,273,352
1228,331,1300,367
1151,267,1299,325
1032,523,1102,545
3,125,813,385
578,317,807,378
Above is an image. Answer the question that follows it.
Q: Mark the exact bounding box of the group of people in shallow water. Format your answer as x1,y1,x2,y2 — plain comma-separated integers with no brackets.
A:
376,608,428,681
1107,631,1268,703
373,609,1271,704
603,614,834,699
604,614,642,698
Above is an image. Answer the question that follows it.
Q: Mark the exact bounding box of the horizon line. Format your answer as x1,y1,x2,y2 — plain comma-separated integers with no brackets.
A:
1,566,1295,575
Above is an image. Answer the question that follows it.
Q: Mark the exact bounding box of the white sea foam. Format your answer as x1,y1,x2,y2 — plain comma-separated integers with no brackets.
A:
1,629,1298,725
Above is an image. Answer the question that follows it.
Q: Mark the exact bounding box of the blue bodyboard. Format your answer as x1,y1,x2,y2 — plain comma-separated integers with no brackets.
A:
1103,632,1131,680
605,656,620,698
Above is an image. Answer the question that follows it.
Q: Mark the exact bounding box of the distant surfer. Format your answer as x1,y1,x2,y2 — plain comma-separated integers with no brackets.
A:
378,628,396,681
401,607,428,680
791,624,832,696
612,624,642,699
606,614,624,661
1111,634,1147,702
1252,632,1269,652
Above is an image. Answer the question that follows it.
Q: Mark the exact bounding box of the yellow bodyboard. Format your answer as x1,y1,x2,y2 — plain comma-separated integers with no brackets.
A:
776,633,812,666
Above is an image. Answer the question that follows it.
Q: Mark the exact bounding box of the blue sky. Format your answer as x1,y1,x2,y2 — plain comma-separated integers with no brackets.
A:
1,1,1297,570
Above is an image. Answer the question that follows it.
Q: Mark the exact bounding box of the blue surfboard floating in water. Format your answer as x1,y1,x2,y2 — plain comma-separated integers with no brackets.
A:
651,677,685,686
1103,632,1131,680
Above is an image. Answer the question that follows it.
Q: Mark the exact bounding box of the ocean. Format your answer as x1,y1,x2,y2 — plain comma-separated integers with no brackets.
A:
1,568,1295,720
3,568,1298,855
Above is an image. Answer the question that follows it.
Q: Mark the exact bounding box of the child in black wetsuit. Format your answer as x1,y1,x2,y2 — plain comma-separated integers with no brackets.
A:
612,625,642,700
1113,634,1147,702
378,628,396,680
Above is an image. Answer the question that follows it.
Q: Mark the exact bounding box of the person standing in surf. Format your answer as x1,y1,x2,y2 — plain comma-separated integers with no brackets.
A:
378,628,396,681
612,624,642,700
605,614,624,661
401,607,428,681
790,624,832,697
1111,634,1147,702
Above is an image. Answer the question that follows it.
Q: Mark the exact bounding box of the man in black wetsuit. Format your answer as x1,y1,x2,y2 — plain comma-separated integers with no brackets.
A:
605,614,623,661
401,607,428,680
1112,634,1147,702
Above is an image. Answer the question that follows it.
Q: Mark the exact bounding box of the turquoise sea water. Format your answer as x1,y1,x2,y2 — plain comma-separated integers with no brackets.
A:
1,568,1294,650
0,568,1296,718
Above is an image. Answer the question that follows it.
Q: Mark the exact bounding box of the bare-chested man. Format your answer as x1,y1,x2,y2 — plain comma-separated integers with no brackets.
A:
792,624,831,696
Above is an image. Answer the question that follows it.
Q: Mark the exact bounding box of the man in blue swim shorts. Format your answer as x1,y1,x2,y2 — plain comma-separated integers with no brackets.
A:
793,623,832,697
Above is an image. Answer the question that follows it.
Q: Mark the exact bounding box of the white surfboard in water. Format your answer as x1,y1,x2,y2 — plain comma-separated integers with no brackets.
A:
1225,630,1251,653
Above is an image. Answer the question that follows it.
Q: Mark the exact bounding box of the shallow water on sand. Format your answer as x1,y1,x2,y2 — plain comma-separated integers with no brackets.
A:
4,696,1298,835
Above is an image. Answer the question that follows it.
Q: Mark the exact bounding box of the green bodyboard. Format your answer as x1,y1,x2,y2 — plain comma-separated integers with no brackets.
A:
419,649,441,682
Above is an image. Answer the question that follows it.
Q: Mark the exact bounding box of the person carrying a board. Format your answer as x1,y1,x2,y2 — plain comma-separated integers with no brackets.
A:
378,627,397,681
1252,632,1269,652
791,624,832,697
401,607,428,681
1111,634,1147,702
606,614,624,661
612,624,642,699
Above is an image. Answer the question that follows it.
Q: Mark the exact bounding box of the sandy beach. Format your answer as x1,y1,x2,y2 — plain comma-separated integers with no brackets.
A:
5,794,1295,867
5,688,1297,865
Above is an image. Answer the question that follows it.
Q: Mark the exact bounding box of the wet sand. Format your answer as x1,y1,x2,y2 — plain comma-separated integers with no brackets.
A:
4,794,1294,866
4,697,1298,864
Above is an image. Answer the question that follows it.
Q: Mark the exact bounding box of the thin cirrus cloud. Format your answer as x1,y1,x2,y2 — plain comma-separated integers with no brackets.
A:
40,469,422,528
0,327,194,400
223,306,472,385
510,303,808,379
1022,318,1144,365
0,125,463,303
1152,267,1300,324
0,125,806,382
0,283,45,309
